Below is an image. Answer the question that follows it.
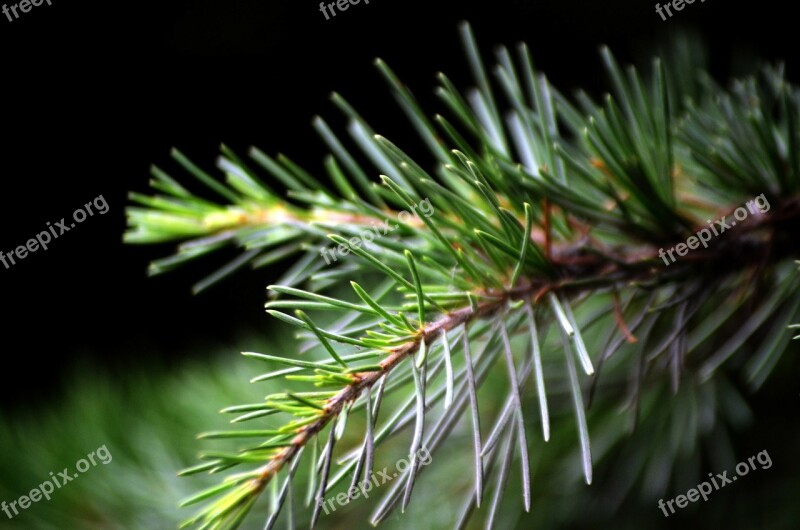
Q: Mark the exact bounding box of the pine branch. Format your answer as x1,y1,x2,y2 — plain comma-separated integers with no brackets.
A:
248,298,498,502
126,22,800,530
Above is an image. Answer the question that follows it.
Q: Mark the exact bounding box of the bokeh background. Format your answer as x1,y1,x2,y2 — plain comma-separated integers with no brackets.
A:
0,0,797,528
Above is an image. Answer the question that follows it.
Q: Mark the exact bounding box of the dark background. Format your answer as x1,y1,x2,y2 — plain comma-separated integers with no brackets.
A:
0,0,795,408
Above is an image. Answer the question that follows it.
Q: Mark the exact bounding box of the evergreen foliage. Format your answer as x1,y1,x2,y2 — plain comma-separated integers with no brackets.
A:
125,23,800,529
